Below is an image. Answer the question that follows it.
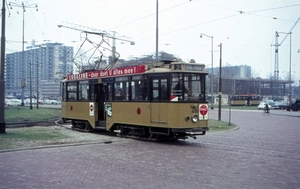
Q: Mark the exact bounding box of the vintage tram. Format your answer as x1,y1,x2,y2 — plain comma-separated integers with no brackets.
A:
230,94,260,106
61,59,209,140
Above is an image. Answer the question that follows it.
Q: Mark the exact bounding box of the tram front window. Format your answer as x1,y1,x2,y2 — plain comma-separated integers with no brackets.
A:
171,74,205,101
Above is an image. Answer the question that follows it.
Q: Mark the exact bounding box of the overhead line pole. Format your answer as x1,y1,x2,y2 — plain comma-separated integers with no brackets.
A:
8,2,38,106
218,43,222,121
0,0,6,133
155,0,159,62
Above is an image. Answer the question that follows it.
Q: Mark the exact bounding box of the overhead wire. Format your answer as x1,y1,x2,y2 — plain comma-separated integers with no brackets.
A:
114,1,300,43
108,0,191,30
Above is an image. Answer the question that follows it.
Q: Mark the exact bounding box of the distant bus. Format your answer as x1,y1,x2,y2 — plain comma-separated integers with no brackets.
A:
229,94,260,106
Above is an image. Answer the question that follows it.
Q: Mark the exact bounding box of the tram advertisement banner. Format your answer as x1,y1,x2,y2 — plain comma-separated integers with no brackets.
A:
67,65,146,81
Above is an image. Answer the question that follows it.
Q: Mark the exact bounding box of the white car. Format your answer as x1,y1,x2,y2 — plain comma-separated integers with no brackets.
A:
258,102,271,110
5,99,22,106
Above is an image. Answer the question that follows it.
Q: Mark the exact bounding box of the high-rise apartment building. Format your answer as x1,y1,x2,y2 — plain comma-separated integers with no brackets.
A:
207,65,252,79
5,43,73,98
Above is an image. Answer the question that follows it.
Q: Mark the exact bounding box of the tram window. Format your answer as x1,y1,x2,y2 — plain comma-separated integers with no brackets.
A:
131,80,148,100
67,82,77,101
78,81,89,101
171,74,205,101
114,81,128,101
62,83,66,101
89,85,95,101
107,84,113,101
161,79,168,100
171,74,188,101
152,79,159,101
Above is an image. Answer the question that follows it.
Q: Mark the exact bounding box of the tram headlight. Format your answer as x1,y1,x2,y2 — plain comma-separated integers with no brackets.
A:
192,115,198,123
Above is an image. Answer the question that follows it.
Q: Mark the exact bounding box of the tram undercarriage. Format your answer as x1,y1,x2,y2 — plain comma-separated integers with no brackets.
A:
66,118,208,140
116,125,208,141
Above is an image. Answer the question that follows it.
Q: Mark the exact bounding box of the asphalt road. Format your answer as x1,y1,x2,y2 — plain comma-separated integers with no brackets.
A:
0,109,299,189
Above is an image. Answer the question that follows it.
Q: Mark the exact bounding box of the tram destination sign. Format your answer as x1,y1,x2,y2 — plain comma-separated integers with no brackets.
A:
67,65,146,81
184,64,204,71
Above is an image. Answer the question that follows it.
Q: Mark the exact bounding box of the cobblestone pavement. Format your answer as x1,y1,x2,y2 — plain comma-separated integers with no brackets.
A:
0,109,299,189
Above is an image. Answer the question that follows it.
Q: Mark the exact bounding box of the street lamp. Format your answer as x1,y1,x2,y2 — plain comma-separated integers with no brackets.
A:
8,2,38,106
200,33,214,109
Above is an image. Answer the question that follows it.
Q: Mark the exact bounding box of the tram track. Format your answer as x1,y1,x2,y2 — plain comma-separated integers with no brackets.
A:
5,118,60,128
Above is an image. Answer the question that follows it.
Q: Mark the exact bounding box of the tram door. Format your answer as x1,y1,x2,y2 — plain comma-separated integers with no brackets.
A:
150,77,168,124
96,84,107,121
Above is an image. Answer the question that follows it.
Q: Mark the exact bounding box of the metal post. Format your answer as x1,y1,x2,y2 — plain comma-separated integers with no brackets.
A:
200,33,214,109
229,95,231,125
29,62,32,109
21,5,25,106
211,37,214,109
218,43,222,121
289,32,292,106
36,57,39,109
155,0,159,62
0,0,6,133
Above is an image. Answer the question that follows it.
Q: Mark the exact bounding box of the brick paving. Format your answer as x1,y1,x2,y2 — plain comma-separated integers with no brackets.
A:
0,109,299,189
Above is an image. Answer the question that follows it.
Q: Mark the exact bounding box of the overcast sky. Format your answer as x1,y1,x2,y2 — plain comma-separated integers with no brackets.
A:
4,0,300,83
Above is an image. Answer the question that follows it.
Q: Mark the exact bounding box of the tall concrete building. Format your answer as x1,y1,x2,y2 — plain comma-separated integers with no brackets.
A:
207,65,252,79
5,43,73,98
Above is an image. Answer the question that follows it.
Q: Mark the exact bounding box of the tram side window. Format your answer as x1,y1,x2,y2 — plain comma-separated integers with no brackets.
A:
89,85,95,101
131,76,148,101
152,79,159,101
78,81,89,101
161,79,168,100
67,82,77,101
114,77,129,101
62,83,67,101
107,84,113,101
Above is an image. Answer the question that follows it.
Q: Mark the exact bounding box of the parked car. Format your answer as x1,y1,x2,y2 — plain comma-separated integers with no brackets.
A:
275,101,288,110
271,102,280,110
5,99,21,106
258,102,272,110
287,99,300,111
44,99,52,105
50,100,59,105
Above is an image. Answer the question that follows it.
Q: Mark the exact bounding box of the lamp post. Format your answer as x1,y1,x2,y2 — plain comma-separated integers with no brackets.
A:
8,2,38,106
200,33,214,109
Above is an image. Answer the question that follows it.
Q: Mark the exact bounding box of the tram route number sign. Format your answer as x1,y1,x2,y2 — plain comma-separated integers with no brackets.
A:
199,104,208,120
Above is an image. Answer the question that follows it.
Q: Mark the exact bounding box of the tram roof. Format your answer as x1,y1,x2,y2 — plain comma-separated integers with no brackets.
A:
64,59,207,81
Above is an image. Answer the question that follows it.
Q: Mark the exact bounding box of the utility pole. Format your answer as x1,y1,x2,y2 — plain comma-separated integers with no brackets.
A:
218,43,222,121
0,0,6,133
8,2,38,106
155,0,159,62
200,33,214,109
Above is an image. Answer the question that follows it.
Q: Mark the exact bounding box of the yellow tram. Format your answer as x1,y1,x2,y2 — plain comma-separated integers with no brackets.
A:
230,94,260,106
61,59,209,140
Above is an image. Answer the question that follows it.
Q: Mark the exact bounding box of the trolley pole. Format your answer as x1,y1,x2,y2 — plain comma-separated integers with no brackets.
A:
218,43,222,121
0,0,6,133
